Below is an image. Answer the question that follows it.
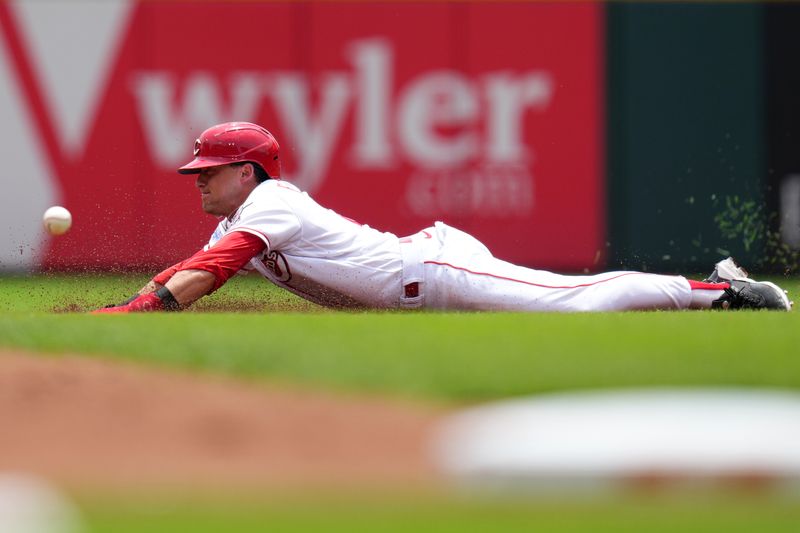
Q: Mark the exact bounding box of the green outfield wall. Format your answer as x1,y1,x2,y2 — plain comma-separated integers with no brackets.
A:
607,2,767,273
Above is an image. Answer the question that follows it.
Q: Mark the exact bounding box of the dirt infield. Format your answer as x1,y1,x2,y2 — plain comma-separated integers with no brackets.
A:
0,351,445,492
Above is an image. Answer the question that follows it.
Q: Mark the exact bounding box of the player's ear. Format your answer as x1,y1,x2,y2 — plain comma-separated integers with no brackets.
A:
240,163,256,184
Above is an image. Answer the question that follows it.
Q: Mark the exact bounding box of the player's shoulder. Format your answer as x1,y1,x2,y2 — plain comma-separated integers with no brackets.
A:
260,179,302,194
245,179,298,203
239,179,306,217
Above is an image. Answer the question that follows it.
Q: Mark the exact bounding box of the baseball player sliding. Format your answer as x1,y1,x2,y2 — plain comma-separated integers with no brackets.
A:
94,122,792,314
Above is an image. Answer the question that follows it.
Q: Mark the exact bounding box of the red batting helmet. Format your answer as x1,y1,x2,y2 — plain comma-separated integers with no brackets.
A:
177,122,281,178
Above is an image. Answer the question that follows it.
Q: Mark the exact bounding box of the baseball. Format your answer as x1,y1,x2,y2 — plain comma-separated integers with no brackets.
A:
43,206,72,236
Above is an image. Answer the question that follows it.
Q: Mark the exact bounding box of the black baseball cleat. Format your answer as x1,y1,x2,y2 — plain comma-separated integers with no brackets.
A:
704,257,792,310
712,279,792,311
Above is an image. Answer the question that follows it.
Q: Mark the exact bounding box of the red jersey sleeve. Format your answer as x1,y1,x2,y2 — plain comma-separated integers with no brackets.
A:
151,231,267,292
153,258,190,286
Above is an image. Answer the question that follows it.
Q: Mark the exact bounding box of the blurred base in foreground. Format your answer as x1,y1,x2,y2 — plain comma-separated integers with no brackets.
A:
434,388,800,497
0,473,84,533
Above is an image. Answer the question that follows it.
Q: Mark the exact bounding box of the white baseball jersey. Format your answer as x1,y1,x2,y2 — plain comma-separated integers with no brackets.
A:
207,180,404,308
206,180,696,312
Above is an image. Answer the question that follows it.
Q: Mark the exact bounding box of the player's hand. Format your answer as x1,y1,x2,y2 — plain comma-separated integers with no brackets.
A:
93,305,132,314
92,292,166,314
101,293,139,309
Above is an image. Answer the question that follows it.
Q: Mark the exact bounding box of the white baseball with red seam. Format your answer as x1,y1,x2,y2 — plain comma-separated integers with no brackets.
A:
43,206,72,236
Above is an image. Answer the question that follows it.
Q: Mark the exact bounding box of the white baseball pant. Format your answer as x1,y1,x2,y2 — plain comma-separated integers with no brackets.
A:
402,222,693,312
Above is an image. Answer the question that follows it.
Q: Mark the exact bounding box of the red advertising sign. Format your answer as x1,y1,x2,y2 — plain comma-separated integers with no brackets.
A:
0,1,603,272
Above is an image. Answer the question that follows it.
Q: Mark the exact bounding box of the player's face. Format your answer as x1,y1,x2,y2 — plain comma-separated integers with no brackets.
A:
195,164,249,217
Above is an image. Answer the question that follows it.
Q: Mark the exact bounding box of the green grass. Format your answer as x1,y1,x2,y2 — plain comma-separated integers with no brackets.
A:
0,272,315,314
2,273,800,532
1,273,799,401
76,491,800,533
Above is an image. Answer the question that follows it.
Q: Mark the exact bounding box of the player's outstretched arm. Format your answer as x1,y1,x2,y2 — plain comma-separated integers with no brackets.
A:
163,269,216,306
92,231,266,314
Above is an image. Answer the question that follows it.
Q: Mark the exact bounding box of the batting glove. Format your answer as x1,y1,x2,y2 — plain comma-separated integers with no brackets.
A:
92,287,180,314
